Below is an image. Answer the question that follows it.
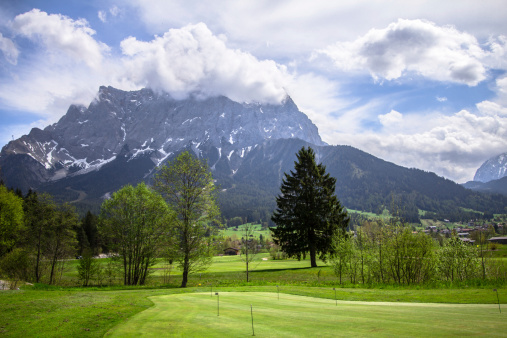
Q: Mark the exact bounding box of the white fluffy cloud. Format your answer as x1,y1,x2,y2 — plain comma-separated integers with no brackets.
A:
119,23,289,103
0,33,18,64
317,19,488,85
344,105,507,182
494,75,507,106
0,12,291,125
11,9,109,69
378,110,403,127
128,0,507,60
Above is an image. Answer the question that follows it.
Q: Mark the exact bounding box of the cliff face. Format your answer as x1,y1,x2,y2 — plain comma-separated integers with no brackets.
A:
0,86,325,191
473,153,507,183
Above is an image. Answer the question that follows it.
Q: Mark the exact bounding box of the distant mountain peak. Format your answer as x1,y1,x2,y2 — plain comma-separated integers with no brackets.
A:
473,152,507,183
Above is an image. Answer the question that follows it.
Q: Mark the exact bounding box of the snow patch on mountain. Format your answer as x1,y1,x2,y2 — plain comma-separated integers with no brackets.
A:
0,85,325,187
474,153,507,183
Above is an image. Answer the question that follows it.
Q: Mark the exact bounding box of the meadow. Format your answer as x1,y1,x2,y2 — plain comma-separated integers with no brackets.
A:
219,223,271,239
0,253,505,337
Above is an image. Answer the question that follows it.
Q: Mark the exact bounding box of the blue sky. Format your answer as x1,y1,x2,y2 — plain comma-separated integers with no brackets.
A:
0,0,506,183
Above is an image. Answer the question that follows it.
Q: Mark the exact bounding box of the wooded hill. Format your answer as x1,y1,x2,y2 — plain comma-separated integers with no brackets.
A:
19,138,507,223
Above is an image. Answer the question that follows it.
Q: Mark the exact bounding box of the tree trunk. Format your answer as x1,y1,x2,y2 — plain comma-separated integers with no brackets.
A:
49,250,58,285
310,248,317,267
181,255,190,288
246,259,249,282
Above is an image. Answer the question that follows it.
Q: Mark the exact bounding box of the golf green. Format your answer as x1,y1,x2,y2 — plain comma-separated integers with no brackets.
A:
106,292,506,337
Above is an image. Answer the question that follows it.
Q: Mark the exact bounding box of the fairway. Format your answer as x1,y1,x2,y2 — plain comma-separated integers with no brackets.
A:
106,292,506,337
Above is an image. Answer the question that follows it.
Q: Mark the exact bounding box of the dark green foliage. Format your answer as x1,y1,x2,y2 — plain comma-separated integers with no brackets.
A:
77,250,100,287
20,191,79,284
227,217,244,227
47,203,79,285
81,211,99,255
23,191,57,283
0,248,30,289
271,147,349,267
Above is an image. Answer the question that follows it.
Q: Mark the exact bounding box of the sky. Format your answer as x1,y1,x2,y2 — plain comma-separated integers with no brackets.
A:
0,0,506,183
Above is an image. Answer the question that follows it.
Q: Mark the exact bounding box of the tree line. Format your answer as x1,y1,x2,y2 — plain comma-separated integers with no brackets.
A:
0,186,80,287
269,147,505,285
330,220,505,286
2,147,505,289
0,151,220,288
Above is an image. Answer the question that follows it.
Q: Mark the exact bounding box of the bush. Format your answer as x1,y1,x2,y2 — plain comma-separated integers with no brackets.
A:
269,245,288,260
0,248,30,289
77,250,101,286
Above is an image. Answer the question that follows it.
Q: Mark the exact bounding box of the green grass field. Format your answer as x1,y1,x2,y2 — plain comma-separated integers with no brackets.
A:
1,250,506,336
219,223,272,239
107,292,506,337
1,286,505,337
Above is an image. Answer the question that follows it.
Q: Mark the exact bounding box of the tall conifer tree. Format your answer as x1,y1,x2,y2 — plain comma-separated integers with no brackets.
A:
271,146,349,267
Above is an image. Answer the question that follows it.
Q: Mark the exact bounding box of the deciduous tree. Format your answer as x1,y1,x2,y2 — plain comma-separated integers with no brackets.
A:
47,203,79,285
240,223,260,282
99,183,173,286
154,151,220,287
0,185,24,258
23,191,57,283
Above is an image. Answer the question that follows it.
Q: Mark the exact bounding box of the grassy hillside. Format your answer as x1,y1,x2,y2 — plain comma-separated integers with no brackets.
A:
219,223,272,239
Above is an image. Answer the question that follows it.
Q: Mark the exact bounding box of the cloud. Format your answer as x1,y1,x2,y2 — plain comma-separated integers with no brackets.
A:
476,100,507,117
98,6,121,23
127,0,507,61
0,33,18,65
436,96,447,102
494,75,507,106
0,14,291,129
378,110,403,127
11,9,110,69
109,6,120,17
285,72,355,140
316,19,488,86
119,23,289,103
98,10,107,23
483,35,507,69
345,106,507,182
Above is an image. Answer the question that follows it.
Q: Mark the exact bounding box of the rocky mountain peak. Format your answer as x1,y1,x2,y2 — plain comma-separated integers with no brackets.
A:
0,86,325,190
473,152,507,183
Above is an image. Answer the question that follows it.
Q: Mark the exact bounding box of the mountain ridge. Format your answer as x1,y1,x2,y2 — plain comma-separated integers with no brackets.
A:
473,152,507,183
0,86,324,191
1,85,506,222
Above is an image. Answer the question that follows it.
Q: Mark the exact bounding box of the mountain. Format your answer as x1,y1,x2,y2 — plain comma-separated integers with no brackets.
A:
1,86,506,222
473,152,507,183
220,138,507,222
462,176,507,196
0,86,324,192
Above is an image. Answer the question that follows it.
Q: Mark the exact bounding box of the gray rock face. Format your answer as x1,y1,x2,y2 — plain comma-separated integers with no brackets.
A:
0,86,325,189
473,153,507,183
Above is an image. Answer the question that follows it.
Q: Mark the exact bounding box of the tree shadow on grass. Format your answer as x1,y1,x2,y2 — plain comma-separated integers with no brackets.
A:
252,266,324,273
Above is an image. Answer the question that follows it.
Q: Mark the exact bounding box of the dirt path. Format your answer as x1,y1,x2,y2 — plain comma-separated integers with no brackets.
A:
65,186,88,203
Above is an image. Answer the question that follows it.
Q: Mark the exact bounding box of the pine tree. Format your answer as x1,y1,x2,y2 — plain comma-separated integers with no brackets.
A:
271,146,349,267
